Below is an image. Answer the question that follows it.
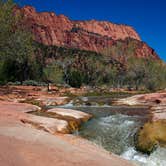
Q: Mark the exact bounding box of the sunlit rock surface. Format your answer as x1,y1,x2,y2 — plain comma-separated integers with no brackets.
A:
13,5,159,60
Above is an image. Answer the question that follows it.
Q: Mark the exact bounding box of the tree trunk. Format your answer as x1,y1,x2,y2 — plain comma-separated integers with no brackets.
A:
47,83,51,91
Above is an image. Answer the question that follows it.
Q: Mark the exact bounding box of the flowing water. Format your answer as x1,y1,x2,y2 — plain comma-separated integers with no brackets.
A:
56,96,166,166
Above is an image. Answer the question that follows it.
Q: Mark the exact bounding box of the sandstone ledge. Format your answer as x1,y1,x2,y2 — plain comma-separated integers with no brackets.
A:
0,125,134,166
114,92,166,121
0,101,92,134
0,100,41,113
45,108,92,132
47,108,92,122
0,85,86,107
21,114,70,134
114,92,166,106
0,102,134,166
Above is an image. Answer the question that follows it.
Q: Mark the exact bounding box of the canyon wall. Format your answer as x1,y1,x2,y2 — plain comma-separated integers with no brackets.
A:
15,6,159,60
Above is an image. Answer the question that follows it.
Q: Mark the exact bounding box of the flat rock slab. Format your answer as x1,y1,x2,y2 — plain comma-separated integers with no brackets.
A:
0,124,134,166
151,105,166,121
0,101,70,134
0,98,134,166
115,92,166,106
21,114,69,134
0,101,41,113
114,92,166,121
47,108,92,122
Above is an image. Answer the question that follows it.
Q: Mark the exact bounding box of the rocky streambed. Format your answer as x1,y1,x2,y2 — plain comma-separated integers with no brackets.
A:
55,93,166,166
0,85,165,166
1,101,134,166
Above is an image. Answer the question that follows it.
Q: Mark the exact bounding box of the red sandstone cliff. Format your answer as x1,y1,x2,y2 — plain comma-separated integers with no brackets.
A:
15,6,159,60
16,6,139,48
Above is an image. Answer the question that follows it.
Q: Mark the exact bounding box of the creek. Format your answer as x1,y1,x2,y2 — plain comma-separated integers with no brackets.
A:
57,95,166,166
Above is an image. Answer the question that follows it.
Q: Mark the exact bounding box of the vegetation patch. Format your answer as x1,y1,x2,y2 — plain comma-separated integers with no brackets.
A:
135,120,166,154
0,0,165,91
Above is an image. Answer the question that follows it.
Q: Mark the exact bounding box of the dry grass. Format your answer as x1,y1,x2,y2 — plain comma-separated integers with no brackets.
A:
136,120,166,154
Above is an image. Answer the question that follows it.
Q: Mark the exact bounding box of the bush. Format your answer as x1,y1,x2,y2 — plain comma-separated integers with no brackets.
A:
67,70,84,88
22,80,39,86
7,81,21,86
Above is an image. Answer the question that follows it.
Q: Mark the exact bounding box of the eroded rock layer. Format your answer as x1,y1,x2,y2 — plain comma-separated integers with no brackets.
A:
14,6,159,60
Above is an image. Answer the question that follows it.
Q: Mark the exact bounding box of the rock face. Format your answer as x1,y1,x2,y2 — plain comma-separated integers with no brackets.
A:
14,6,160,60
16,6,140,48
14,5,160,60
15,6,154,53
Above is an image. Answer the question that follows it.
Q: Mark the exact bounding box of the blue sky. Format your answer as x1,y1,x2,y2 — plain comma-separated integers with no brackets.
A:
15,0,166,60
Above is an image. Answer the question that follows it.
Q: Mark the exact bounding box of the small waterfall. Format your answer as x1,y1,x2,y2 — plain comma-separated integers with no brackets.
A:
79,114,141,155
78,113,166,166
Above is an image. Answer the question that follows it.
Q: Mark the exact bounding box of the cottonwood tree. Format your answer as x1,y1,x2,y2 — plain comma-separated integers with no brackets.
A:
0,0,37,83
43,64,64,91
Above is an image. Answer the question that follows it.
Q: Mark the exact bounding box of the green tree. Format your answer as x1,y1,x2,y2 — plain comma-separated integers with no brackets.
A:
43,64,64,84
0,0,37,83
127,58,146,90
126,57,166,91
66,68,84,88
143,60,166,91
